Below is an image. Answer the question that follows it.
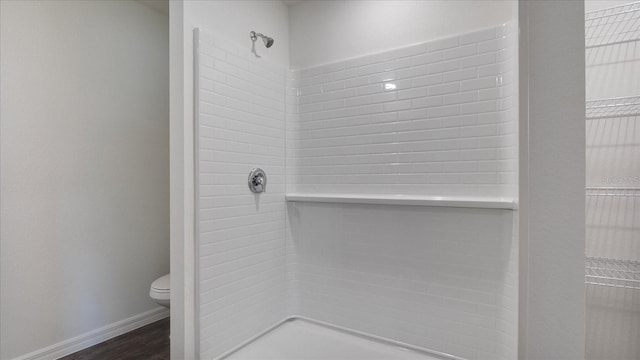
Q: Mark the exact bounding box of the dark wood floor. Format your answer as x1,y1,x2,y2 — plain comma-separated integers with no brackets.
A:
60,317,169,360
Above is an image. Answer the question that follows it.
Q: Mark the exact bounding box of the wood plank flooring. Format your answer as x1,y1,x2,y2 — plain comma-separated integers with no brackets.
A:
60,317,169,360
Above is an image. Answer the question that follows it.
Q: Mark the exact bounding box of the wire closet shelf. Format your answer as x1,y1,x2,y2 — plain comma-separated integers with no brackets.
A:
584,3,640,292
586,96,640,119
586,257,640,290
586,187,640,197
585,2,640,48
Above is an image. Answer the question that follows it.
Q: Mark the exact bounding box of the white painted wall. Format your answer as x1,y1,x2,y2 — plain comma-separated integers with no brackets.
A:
170,1,289,358
584,0,632,12
519,1,586,359
288,0,514,69
0,1,169,359
169,2,192,358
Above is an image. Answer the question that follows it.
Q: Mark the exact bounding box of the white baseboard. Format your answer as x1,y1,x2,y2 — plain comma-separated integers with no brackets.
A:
11,307,169,360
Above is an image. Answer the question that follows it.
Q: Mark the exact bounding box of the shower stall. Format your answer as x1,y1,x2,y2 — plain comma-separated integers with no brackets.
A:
192,2,519,359
169,1,586,359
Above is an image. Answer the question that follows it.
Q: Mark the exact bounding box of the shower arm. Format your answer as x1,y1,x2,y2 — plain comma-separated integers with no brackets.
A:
250,31,262,58
249,31,262,57
250,31,274,58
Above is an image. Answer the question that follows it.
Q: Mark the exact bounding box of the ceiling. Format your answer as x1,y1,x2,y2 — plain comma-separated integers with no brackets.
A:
137,0,302,14
138,0,169,14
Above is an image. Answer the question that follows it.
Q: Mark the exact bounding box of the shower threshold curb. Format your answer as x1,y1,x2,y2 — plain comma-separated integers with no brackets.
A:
216,315,466,360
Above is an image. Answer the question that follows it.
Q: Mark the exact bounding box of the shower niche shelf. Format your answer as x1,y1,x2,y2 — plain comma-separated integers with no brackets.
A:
585,2,640,49
285,193,517,210
586,256,640,290
586,96,640,120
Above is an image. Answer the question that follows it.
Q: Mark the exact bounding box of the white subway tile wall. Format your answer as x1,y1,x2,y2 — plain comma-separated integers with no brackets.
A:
197,31,287,359
287,203,519,360
285,25,519,360
287,25,517,198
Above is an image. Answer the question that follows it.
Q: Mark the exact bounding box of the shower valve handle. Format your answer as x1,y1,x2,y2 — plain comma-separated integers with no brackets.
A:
248,168,267,193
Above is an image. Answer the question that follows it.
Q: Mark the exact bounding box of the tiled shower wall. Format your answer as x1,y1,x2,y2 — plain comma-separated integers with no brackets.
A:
196,30,287,359
286,25,519,360
287,24,517,198
287,203,518,360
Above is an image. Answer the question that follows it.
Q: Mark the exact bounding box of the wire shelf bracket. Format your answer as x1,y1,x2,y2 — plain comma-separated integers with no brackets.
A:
585,2,640,49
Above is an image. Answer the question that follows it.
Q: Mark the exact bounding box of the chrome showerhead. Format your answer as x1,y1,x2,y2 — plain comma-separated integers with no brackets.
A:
263,36,274,48
250,31,274,57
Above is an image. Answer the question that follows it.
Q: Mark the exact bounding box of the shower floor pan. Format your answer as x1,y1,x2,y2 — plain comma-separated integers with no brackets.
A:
223,318,458,360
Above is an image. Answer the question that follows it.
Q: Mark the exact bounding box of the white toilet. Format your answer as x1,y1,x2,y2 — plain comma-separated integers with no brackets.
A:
150,274,170,308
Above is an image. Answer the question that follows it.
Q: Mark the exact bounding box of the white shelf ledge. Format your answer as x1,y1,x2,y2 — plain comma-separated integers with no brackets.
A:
286,193,517,210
